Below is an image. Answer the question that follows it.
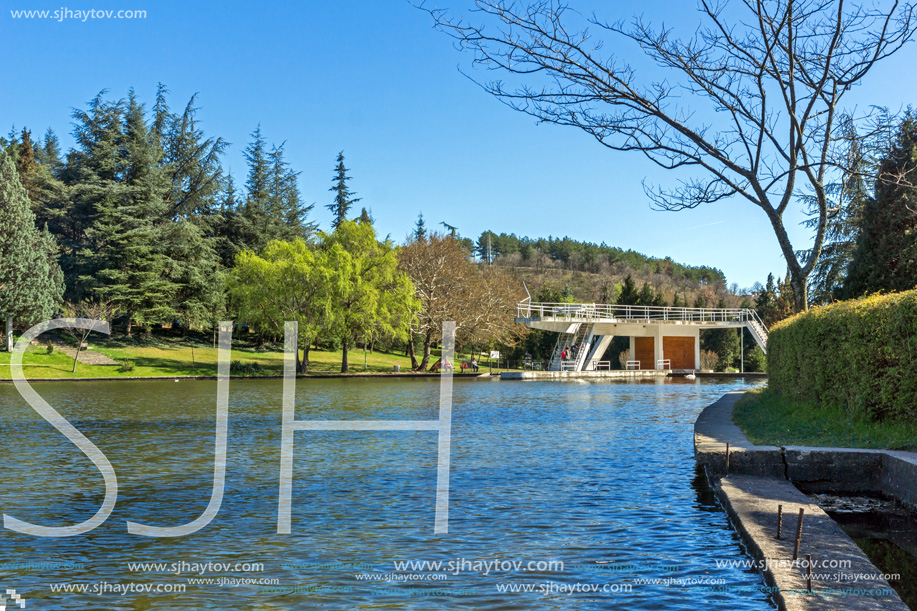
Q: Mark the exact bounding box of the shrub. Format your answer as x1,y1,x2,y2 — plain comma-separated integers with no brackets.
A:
117,360,135,373
700,350,719,371
618,350,630,369
230,361,263,375
45,342,54,355
768,290,917,422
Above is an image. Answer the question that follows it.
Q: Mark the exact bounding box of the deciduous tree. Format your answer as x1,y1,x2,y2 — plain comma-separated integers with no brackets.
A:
422,0,917,310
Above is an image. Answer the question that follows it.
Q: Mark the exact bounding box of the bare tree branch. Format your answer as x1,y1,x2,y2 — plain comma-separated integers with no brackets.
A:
417,0,917,309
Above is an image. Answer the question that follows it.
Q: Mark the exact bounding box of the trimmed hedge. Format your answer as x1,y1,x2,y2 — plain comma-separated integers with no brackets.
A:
768,290,917,422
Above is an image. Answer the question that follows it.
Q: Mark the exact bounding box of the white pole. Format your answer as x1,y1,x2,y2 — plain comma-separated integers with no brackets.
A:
740,327,744,373
5,316,12,352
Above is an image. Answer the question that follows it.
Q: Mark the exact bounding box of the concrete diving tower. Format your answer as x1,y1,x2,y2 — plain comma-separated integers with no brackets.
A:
515,301,768,372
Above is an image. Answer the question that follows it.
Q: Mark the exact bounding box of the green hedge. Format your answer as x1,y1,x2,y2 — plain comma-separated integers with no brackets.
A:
768,290,917,422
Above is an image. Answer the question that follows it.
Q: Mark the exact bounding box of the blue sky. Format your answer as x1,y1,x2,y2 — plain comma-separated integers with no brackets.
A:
2,0,915,288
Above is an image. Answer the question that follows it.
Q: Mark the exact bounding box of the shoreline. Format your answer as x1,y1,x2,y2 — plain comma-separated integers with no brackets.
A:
0,371,494,383
0,371,766,384
695,391,916,610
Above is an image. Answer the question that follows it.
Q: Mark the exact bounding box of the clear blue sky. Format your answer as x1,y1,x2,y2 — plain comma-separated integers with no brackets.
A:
2,0,915,288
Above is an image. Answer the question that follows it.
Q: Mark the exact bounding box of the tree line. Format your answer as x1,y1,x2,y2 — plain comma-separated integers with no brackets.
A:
0,85,532,369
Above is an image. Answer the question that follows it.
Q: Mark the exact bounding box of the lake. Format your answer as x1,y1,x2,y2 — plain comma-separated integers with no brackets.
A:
0,376,773,610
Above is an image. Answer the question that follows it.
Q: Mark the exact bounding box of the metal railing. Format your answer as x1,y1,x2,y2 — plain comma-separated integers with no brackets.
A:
517,301,764,325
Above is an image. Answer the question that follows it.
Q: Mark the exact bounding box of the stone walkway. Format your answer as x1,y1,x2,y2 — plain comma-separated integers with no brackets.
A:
51,343,119,366
695,391,913,611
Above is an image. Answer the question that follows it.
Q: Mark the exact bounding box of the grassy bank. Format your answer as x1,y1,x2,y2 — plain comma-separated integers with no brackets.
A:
0,332,446,379
734,388,917,451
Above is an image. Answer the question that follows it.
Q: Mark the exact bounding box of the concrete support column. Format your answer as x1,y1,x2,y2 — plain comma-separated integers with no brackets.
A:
629,336,635,366
694,328,701,371
654,326,664,370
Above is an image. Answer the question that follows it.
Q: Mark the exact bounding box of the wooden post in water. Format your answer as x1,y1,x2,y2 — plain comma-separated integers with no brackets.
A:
777,504,783,539
793,508,805,560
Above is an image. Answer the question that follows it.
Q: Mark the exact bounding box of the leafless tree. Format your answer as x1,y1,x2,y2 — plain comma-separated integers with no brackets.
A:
420,0,917,310
398,233,527,370
62,299,113,373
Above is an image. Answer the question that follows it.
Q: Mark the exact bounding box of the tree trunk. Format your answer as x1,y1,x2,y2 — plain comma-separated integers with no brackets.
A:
71,347,80,373
407,334,419,370
790,273,809,312
418,330,433,371
4,316,12,352
340,338,349,373
125,315,133,337
300,341,310,374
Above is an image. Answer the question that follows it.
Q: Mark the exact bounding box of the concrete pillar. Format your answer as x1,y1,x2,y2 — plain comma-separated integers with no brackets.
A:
694,328,701,371
629,336,635,366
654,326,664,370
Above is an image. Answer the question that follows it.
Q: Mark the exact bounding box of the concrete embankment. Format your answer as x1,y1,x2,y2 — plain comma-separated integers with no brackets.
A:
695,391,915,611
0,371,489,384
500,370,666,380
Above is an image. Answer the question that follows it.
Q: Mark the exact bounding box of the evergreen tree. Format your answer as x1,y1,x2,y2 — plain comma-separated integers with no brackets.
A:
805,115,885,303
616,274,639,305
269,142,315,239
38,128,64,177
414,212,427,240
80,91,177,334
844,114,917,297
327,151,360,230
0,153,64,350
241,125,273,248
754,272,795,326
215,172,245,267
65,92,126,300
637,281,655,306
159,93,227,222
15,128,40,202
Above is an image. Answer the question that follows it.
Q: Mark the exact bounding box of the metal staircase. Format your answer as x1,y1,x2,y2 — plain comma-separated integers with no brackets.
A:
549,323,591,371
744,312,769,355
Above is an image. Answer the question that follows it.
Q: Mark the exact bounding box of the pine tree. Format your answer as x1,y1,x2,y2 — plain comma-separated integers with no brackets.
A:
617,274,639,305
0,153,64,350
414,212,427,240
636,281,654,306
327,151,360,229
844,114,917,297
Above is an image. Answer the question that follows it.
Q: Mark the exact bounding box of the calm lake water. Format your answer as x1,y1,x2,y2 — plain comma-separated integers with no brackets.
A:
0,377,773,610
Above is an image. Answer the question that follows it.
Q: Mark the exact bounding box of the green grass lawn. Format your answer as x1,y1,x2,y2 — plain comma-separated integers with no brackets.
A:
733,387,917,451
0,333,509,379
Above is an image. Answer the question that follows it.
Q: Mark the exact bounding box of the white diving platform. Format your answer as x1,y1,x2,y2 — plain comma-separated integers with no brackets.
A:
515,301,769,372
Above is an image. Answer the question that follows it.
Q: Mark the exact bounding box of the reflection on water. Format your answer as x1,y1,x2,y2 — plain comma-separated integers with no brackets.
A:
0,377,773,610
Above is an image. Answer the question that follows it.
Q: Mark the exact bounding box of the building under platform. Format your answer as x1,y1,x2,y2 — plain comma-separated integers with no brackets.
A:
515,300,768,372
